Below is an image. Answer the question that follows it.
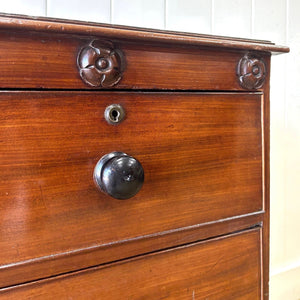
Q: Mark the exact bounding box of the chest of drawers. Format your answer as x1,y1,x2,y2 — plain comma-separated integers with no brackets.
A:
0,14,288,299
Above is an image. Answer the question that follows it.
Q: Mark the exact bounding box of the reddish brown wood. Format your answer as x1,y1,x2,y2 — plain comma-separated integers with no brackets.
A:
237,53,267,89
0,228,262,299
0,30,271,90
0,13,289,53
0,91,263,286
262,56,271,300
0,212,263,288
77,40,125,87
0,15,289,298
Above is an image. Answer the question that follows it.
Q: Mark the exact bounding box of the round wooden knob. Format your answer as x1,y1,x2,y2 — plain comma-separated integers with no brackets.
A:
93,152,144,200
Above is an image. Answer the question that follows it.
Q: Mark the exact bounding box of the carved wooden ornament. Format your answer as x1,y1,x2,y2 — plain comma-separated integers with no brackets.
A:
237,53,266,90
77,40,125,87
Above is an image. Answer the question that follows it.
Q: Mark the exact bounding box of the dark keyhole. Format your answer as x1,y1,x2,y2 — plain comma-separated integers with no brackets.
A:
111,109,120,121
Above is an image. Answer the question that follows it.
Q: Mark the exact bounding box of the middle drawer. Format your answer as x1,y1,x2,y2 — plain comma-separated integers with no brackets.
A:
0,91,263,283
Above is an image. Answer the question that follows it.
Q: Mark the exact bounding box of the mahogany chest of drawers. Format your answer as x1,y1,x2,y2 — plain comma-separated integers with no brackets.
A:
0,14,288,299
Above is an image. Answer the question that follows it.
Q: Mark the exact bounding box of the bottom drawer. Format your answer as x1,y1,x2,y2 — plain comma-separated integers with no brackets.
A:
0,228,261,299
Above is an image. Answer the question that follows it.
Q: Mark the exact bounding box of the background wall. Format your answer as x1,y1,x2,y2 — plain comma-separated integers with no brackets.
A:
0,1,299,298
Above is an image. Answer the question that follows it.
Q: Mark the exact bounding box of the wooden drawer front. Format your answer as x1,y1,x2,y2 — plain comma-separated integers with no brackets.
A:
0,229,262,299
0,92,262,282
0,31,268,91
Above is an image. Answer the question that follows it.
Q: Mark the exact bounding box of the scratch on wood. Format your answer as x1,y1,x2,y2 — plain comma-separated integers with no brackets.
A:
39,185,47,209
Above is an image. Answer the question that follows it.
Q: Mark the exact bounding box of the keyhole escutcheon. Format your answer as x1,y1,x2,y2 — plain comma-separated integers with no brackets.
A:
104,104,125,125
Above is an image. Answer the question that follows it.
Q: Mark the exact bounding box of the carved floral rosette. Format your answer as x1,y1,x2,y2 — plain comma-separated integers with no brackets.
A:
77,40,125,87
237,53,266,90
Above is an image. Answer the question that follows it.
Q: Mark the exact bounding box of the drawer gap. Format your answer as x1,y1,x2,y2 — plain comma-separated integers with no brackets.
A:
0,223,262,291
0,87,264,94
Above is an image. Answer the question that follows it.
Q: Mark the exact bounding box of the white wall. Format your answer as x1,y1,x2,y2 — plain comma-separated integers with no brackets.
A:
0,1,299,298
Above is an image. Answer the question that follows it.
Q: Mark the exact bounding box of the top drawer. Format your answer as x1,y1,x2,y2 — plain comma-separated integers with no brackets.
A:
0,30,269,91
0,90,263,267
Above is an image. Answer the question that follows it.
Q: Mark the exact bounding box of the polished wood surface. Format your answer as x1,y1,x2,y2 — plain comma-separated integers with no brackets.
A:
0,13,289,53
0,30,271,90
262,57,271,299
237,53,267,89
77,40,126,88
0,14,288,298
0,212,262,288
0,228,262,299
0,91,263,286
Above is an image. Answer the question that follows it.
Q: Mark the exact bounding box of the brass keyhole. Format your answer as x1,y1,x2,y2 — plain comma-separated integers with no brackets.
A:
104,104,125,125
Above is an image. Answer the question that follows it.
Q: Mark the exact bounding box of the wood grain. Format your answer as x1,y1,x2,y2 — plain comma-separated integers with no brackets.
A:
0,13,289,53
0,15,288,298
262,56,271,300
0,30,270,90
0,91,263,286
0,212,263,289
0,228,262,299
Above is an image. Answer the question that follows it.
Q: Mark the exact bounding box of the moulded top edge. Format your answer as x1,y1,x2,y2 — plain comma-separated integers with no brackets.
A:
0,13,290,54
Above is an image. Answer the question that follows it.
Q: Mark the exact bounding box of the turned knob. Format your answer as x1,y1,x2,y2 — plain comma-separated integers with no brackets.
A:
93,152,144,200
